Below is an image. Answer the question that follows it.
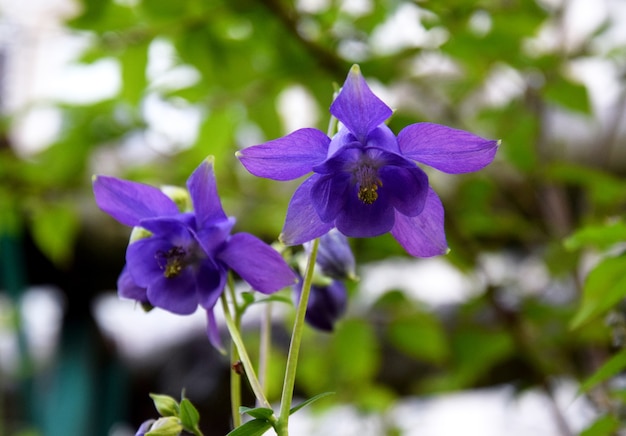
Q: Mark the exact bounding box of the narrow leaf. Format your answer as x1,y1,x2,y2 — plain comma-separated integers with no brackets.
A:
290,392,335,415
179,398,200,430
239,406,274,420
226,419,272,436
570,255,626,329
579,348,626,393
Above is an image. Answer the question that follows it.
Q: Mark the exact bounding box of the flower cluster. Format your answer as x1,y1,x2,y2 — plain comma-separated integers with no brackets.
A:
238,65,498,257
93,158,297,347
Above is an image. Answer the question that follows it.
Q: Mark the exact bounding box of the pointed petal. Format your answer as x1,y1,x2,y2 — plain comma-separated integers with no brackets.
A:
195,259,226,310
237,128,330,180
330,65,392,141
390,188,448,257
335,188,395,237
218,233,297,294
205,309,224,352
280,176,334,245
310,173,351,222
379,165,429,217
187,158,227,226
93,175,178,226
117,265,148,303
397,123,499,174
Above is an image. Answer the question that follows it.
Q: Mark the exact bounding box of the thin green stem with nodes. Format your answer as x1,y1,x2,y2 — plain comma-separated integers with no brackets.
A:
275,238,320,436
220,287,273,412
226,276,242,428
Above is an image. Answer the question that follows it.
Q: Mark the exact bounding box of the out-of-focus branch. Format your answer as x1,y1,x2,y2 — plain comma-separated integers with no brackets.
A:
258,0,348,78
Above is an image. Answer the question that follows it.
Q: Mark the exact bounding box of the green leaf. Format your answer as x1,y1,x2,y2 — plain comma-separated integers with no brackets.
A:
332,318,380,383
543,76,591,113
149,393,179,417
580,414,620,436
119,41,149,105
239,406,274,420
564,221,626,251
29,202,79,267
225,419,272,436
387,313,449,364
571,255,626,329
179,398,200,431
579,348,626,393
289,392,334,415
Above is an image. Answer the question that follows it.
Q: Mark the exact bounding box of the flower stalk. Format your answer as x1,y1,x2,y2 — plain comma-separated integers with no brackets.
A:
275,238,320,435
220,291,273,411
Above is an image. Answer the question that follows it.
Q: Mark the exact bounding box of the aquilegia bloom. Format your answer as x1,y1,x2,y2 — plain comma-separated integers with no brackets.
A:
294,230,355,331
93,158,296,347
238,65,498,256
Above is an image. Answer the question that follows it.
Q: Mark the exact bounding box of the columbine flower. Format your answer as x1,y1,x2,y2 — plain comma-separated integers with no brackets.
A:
294,278,347,332
308,229,356,280
238,65,498,257
93,158,297,347
295,229,355,331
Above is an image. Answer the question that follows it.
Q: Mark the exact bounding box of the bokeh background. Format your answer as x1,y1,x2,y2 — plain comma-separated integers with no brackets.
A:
2,0,626,435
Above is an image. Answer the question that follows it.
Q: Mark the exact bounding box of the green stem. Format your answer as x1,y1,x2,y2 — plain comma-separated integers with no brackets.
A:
275,238,320,435
220,292,273,411
258,302,273,405
227,277,242,428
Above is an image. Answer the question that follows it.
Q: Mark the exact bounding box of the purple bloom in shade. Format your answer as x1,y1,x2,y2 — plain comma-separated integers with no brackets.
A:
238,65,499,257
93,158,297,348
294,277,347,332
305,229,356,280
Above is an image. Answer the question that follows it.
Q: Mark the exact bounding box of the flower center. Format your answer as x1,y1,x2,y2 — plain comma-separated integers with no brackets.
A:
355,164,383,205
156,246,187,279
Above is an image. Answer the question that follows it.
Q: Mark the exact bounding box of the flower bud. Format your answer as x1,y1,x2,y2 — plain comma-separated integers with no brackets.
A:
145,417,183,436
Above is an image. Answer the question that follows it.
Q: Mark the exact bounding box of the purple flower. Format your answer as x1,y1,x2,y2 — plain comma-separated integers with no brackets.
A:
93,158,297,347
296,229,354,331
307,229,356,280
295,278,347,332
238,65,498,257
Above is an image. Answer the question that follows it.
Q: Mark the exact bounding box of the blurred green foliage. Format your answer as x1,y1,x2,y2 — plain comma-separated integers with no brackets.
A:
3,0,626,434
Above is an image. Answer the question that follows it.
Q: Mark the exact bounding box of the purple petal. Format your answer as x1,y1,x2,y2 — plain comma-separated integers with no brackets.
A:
310,173,351,222
379,165,429,217
195,259,226,310
126,237,172,287
147,270,198,315
187,158,227,226
117,265,148,303
330,65,392,142
218,233,297,294
397,123,499,174
308,229,356,280
93,176,178,227
139,215,194,243
295,279,347,332
365,125,400,153
390,188,448,257
281,176,334,245
193,217,236,257
206,309,224,352
237,128,330,180
334,187,395,237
